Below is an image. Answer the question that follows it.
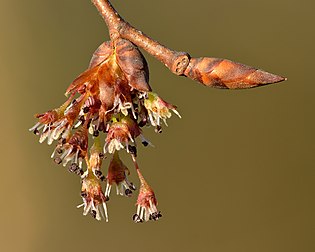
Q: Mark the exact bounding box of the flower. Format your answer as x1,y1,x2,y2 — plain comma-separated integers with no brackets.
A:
88,136,106,181
133,168,161,223
77,173,109,221
104,115,142,153
51,125,88,172
143,92,181,128
29,93,87,145
105,151,135,198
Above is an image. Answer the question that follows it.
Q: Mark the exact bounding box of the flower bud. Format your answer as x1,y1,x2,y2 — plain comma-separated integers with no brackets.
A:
184,57,286,89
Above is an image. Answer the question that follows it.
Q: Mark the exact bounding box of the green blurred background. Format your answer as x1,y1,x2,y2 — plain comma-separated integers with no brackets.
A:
1,0,314,251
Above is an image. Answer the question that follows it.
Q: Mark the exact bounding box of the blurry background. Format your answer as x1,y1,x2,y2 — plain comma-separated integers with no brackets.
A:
1,0,314,251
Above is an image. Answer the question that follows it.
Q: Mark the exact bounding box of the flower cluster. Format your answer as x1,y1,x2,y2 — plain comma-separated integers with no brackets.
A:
30,38,180,222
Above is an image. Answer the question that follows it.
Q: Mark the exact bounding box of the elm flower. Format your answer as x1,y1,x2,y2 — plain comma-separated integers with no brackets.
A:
88,136,106,181
105,151,135,198
51,126,88,172
133,168,161,223
144,92,181,128
77,172,108,221
104,115,142,153
29,93,86,145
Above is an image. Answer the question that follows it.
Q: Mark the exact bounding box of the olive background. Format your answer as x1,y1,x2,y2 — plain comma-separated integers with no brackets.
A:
1,0,314,251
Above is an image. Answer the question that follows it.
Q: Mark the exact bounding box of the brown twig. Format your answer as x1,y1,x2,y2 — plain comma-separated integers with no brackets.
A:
91,0,190,75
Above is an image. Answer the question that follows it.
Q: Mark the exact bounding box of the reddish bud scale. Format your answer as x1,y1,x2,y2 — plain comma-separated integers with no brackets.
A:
184,57,286,89
114,39,151,92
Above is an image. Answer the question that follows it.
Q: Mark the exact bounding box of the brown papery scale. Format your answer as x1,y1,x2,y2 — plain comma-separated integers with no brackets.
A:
183,57,286,89
115,39,151,92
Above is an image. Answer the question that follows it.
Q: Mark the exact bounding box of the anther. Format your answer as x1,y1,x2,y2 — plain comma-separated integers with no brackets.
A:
128,146,137,157
142,141,149,147
93,130,99,137
68,163,82,175
132,214,143,223
91,210,97,219
94,170,105,180
56,148,63,155
99,152,105,159
125,189,133,197
129,183,136,191
80,191,87,198
33,129,40,135
83,107,90,113
54,157,62,165
155,125,162,133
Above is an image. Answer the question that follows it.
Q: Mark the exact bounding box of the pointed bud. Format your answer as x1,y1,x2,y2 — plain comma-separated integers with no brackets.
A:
184,57,286,89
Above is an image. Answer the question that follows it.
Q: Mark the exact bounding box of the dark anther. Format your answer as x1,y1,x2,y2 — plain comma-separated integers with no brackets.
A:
99,152,105,159
105,196,110,202
68,163,82,176
142,141,149,147
94,170,102,176
149,211,161,221
72,99,77,104
132,214,143,223
33,129,39,135
83,107,90,113
128,146,137,157
91,210,97,219
94,170,105,180
61,138,66,144
81,191,87,198
93,130,99,137
129,183,136,191
54,157,62,165
56,148,63,155
125,189,133,197
155,125,162,133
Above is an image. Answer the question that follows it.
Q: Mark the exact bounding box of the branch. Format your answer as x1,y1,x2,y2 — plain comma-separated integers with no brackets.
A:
91,0,190,75
91,0,286,89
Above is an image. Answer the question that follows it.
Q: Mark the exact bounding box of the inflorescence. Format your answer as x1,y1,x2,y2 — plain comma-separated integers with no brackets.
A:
30,0,285,224
30,38,180,222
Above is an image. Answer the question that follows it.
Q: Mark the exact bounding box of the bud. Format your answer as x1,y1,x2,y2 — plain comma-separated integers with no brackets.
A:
184,57,286,89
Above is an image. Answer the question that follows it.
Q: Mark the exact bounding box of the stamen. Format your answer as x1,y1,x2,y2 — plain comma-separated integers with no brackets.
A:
29,122,41,132
102,202,109,222
155,125,162,133
54,157,62,165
